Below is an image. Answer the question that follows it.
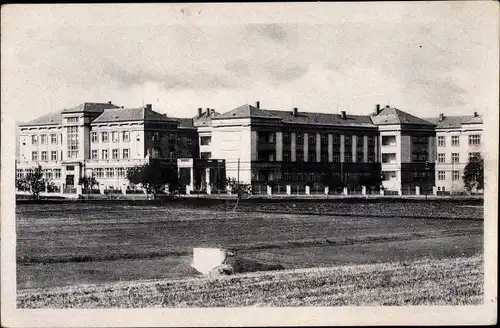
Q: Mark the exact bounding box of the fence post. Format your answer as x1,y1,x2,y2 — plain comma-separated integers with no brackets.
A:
362,186,367,196
325,186,329,195
343,187,348,196
286,185,291,195
305,185,310,195
267,185,272,196
415,186,420,196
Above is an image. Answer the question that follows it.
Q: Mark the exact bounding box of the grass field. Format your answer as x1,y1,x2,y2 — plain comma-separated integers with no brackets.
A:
16,201,483,293
17,255,483,308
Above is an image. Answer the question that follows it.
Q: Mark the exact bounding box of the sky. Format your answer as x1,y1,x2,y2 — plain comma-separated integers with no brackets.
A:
1,2,498,123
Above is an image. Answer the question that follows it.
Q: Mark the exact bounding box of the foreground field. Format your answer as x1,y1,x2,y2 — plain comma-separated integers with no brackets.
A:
17,255,483,308
16,202,483,290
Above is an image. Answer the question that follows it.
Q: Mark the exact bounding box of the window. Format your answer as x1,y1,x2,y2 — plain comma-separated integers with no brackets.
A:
344,135,352,145
31,135,37,145
469,152,480,161
321,154,328,162
44,169,53,179
356,152,364,163
152,132,160,142
451,153,459,164
122,131,130,142
201,152,212,159
368,154,374,163
91,132,98,143
66,117,78,123
452,170,460,181
382,153,396,163
54,169,61,179
296,133,304,145
344,153,352,163
308,133,316,145
91,150,98,160
105,168,114,178
321,134,328,146
438,153,446,163
356,136,364,146
101,132,109,143
200,136,212,146
112,149,119,160
17,169,24,179
438,171,446,180
296,151,304,162
283,133,290,144
41,134,48,144
41,151,47,161
117,168,125,177
437,136,446,147
283,172,290,181
51,134,57,144
451,136,460,146
469,135,481,146
368,136,376,146
67,126,79,159
332,134,340,145
123,149,130,159
66,165,74,171
382,171,397,180
308,151,316,162
95,168,104,178
381,135,396,146
333,154,340,162
51,151,57,161
112,131,119,143
31,151,38,161
102,149,108,160
283,151,291,162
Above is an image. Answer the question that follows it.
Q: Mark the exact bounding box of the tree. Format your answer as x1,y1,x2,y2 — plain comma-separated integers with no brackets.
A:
18,165,47,200
225,178,252,211
463,155,484,193
78,175,99,194
126,163,178,199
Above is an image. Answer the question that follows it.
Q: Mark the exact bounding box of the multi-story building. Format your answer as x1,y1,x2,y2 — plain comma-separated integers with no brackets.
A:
16,102,217,194
425,112,483,194
16,100,483,196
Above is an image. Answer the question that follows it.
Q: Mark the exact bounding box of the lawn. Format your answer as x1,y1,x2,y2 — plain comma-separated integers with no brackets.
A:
16,202,483,291
17,255,483,308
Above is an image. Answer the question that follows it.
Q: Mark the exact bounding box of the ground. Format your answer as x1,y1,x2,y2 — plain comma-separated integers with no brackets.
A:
15,200,483,307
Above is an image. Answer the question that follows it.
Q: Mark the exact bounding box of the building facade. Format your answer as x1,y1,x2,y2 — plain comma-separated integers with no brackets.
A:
16,101,483,195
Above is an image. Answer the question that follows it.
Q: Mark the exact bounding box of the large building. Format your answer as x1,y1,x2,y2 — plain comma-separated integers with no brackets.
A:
16,101,483,196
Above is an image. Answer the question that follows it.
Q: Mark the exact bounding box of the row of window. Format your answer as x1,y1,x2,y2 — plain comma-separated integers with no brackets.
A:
437,152,480,164
17,168,62,179
91,149,130,160
31,150,62,162
437,135,481,147
92,167,128,178
282,133,376,146
437,170,461,181
91,131,130,143
31,134,62,145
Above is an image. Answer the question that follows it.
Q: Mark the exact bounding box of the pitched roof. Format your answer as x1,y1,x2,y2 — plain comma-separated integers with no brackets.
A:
193,110,222,127
216,104,281,120
424,114,483,128
214,104,376,127
62,102,119,113
19,111,63,126
173,118,195,129
267,110,376,127
92,107,179,124
371,106,435,126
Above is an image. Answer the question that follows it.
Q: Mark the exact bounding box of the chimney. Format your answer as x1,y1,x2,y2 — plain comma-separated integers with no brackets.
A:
108,101,112,104
206,108,210,116
375,104,380,114
439,113,445,121
210,108,215,115
340,111,347,119
256,101,260,109
293,107,298,116
473,111,478,117
145,104,152,110
198,107,203,117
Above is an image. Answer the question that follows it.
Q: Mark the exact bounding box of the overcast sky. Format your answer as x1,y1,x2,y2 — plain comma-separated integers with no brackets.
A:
1,2,498,123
